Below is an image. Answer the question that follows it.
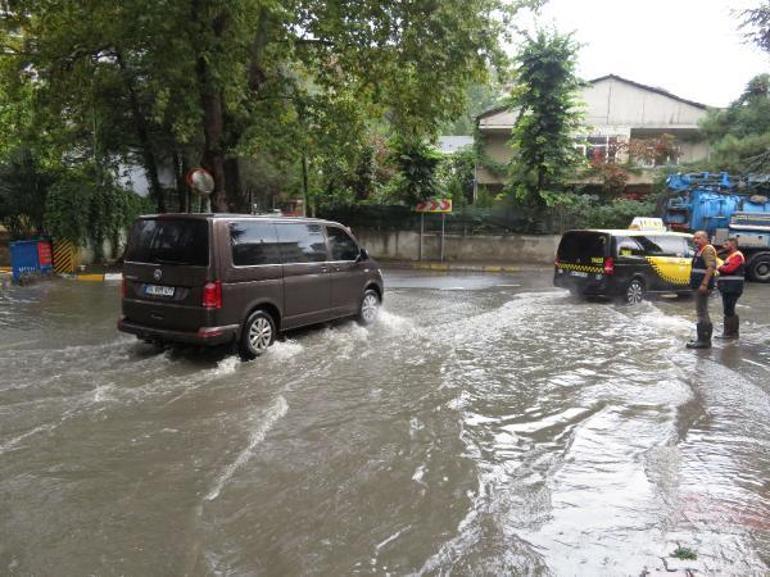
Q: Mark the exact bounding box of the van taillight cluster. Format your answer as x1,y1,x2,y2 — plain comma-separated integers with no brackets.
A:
202,281,222,309
603,257,615,275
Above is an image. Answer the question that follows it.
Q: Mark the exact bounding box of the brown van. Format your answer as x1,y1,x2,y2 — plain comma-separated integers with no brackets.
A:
117,214,384,359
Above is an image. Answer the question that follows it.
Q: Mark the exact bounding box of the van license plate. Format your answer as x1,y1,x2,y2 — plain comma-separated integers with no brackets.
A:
571,271,588,278
145,284,175,297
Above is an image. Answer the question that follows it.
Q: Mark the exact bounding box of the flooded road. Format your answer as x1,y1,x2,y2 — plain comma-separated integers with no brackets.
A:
1,269,769,577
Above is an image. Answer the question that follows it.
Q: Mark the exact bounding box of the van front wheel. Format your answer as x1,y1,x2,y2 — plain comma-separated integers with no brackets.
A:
240,310,276,360
357,289,380,325
624,279,645,305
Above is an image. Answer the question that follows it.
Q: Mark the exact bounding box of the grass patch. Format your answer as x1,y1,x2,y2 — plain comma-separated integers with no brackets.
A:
671,546,698,560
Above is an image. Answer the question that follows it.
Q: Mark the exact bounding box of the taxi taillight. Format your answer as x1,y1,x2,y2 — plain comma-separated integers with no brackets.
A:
202,281,222,309
603,257,615,275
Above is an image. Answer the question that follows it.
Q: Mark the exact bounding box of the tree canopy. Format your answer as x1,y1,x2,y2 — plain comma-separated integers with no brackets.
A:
0,0,540,217
701,73,770,173
506,29,583,207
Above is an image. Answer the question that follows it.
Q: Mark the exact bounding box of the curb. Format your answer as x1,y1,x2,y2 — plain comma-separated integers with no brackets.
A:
72,272,123,282
380,261,548,274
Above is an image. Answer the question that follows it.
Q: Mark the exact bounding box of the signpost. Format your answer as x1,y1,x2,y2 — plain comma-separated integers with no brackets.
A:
415,199,453,262
186,168,215,213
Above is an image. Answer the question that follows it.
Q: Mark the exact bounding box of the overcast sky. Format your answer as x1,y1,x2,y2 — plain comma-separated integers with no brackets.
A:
519,0,769,108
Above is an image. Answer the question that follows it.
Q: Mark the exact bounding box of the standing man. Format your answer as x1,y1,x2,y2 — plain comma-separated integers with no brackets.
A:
687,230,717,349
716,237,745,340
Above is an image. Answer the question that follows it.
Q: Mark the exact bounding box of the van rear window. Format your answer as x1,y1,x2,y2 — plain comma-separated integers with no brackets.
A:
557,231,609,263
125,219,209,266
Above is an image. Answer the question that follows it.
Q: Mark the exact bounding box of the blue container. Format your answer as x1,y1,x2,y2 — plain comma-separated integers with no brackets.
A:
10,239,52,282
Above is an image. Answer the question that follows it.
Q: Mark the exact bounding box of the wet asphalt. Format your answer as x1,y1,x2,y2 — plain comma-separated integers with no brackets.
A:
0,269,769,577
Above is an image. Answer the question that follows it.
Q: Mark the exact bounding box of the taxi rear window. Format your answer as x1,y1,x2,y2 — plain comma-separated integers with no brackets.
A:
557,231,609,263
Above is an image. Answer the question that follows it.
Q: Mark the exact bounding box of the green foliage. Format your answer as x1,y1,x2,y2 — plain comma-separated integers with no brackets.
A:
436,147,476,207
1,0,539,214
671,546,698,561
44,166,148,259
507,29,584,207
0,149,55,240
700,74,770,172
546,192,657,230
389,139,444,204
741,1,770,53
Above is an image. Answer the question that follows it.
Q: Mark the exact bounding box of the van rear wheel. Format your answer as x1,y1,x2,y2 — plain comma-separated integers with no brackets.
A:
240,310,276,360
624,279,645,305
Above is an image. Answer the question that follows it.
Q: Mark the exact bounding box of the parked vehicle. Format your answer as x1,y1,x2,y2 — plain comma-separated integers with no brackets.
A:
554,226,695,304
663,172,770,281
117,214,384,358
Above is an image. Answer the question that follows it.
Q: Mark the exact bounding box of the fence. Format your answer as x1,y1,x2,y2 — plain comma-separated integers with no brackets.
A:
318,204,577,236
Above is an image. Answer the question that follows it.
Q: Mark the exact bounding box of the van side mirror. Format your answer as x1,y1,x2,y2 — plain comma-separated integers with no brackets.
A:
358,248,369,262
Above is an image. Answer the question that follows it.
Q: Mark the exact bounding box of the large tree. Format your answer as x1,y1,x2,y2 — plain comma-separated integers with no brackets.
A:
741,1,770,53
506,29,583,208
1,0,540,213
701,74,770,172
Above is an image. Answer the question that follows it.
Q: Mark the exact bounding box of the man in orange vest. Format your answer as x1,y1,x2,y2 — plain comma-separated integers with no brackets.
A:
716,237,745,340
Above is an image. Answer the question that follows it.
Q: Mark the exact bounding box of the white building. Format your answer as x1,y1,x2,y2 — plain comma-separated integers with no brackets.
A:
476,74,713,193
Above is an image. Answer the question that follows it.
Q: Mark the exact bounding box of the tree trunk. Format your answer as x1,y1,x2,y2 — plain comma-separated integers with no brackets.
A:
115,50,165,212
198,78,227,212
224,157,242,212
192,2,228,212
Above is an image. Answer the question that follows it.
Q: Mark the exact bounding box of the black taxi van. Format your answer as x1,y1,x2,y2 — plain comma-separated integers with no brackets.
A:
553,222,695,304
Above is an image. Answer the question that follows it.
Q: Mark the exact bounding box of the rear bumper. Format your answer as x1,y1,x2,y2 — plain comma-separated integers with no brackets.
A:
117,317,238,346
553,267,618,296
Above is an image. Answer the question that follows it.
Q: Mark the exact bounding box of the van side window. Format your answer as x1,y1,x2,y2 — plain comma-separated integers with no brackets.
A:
615,237,644,257
229,221,282,266
327,226,359,261
276,223,328,263
639,235,687,257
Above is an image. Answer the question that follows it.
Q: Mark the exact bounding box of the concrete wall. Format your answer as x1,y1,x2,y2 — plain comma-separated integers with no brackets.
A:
354,229,560,264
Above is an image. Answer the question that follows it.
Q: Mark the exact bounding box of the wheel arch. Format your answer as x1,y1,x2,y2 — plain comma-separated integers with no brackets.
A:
363,282,383,301
241,300,282,337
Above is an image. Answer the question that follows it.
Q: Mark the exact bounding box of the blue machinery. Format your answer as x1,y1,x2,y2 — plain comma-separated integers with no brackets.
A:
663,172,770,281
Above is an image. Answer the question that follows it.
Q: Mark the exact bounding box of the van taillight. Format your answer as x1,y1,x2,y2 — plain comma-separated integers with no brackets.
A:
603,257,615,275
202,281,222,309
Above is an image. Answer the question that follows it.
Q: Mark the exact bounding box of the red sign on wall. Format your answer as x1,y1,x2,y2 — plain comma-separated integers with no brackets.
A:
415,199,453,213
37,241,52,266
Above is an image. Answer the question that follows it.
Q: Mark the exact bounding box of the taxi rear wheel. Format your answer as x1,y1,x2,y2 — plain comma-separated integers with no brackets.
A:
624,278,645,305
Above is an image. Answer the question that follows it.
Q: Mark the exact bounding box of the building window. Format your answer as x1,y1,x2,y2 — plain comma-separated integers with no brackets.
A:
576,135,623,163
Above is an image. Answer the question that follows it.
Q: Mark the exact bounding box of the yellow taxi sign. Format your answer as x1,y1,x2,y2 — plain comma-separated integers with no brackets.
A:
629,217,665,232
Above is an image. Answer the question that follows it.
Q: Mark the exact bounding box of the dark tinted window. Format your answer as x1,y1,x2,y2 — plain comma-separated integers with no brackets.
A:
637,235,687,257
327,226,359,261
125,218,209,266
276,223,328,263
557,231,610,263
229,221,281,266
615,236,644,257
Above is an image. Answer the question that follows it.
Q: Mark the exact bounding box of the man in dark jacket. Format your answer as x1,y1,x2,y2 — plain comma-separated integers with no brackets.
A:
687,230,717,349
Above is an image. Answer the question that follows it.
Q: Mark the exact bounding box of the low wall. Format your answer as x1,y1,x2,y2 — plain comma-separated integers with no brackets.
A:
353,229,560,264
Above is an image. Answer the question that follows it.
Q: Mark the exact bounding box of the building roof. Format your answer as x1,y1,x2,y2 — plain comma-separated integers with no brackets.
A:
477,74,710,122
588,74,708,110
437,135,474,154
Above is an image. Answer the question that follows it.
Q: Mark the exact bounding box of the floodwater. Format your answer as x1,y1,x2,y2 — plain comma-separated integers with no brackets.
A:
1,270,769,577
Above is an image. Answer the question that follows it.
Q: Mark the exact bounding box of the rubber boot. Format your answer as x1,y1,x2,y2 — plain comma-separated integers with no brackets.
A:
686,322,712,349
716,315,739,340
